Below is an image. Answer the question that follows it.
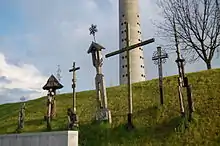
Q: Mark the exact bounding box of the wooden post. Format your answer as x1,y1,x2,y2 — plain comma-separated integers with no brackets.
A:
105,22,155,130
158,48,163,105
174,18,186,117
184,77,194,122
46,89,54,130
17,103,25,131
125,24,133,128
173,18,194,122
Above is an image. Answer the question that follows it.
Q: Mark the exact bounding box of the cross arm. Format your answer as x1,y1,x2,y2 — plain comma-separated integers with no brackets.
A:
69,67,80,72
105,38,155,58
152,54,168,60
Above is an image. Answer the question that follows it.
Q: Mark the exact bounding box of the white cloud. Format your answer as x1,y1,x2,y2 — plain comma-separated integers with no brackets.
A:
0,52,47,103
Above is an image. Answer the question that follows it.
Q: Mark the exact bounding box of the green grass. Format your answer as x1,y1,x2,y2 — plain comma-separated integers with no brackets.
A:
0,69,220,146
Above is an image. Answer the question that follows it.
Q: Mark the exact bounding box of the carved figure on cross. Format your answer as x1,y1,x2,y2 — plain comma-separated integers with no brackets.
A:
47,89,56,118
105,22,155,130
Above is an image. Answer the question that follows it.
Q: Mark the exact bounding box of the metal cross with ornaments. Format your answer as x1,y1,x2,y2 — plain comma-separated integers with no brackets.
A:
152,46,168,105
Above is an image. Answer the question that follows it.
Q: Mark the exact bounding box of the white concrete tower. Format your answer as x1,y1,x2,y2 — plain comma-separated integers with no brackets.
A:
119,0,146,85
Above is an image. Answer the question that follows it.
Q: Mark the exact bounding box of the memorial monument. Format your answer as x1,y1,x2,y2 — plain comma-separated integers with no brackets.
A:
42,75,63,130
88,24,112,123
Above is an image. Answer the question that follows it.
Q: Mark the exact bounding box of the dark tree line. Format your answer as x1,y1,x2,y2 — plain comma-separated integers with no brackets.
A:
157,0,220,69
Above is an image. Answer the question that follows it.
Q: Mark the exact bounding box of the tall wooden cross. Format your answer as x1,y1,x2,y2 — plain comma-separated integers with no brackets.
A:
69,62,80,113
105,23,155,130
152,46,168,105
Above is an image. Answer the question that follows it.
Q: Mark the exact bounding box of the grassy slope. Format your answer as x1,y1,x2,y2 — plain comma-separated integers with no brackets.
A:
0,69,220,146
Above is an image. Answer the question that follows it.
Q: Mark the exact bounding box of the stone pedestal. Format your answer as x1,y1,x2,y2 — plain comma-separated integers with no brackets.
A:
0,131,78,146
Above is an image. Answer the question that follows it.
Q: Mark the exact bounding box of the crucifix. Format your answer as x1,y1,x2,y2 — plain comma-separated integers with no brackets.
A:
88,24,112,124
152,46,168,105
105,23,155,130
173,18,194,123
67,62,80,129
69,62,80,113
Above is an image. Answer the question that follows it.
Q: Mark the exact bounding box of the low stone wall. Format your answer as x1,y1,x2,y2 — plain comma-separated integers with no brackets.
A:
0,131,78,146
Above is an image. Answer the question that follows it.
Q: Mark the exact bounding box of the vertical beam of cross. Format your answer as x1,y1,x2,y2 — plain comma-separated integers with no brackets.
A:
105,22,155,130
152,47,168,105
125,24,133,121
158,48,163,105
17,97,26,131
69,62,80,113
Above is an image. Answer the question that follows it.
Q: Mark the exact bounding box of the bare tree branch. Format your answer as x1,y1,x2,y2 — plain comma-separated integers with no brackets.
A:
157,0,220,69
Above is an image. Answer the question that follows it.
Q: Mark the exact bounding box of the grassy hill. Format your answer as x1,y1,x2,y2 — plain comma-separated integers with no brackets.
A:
0,69,220,146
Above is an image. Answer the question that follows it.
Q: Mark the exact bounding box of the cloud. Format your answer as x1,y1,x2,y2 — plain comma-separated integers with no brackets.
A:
0,76,11,84
0,52,47,103
0,88,40,103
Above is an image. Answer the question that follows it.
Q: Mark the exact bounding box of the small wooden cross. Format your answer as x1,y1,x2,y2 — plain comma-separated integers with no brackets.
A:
105,23,155,130
152,46,168,105
69,62,80,112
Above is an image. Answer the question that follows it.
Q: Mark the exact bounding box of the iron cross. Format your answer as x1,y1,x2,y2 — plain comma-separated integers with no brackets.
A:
89,24,98,42
152,46,168,105
105,23,155,130
69,62,80,113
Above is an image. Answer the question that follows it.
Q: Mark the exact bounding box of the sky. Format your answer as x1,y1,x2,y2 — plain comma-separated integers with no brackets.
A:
0,0,219,104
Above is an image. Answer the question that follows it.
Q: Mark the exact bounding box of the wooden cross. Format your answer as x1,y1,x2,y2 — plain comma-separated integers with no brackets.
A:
105,23,155,130
17,102,25,131
173,19,194,124
69,62,80,113
152,46,168,105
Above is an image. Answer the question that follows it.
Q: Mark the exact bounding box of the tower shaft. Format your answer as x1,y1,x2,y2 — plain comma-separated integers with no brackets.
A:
119,0,145,85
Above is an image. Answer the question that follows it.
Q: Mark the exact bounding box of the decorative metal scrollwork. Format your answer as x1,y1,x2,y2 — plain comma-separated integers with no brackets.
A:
152,48,168,65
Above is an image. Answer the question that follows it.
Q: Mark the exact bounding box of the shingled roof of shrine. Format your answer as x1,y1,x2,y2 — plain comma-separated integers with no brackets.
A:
87,41,105,54
42,74,63,90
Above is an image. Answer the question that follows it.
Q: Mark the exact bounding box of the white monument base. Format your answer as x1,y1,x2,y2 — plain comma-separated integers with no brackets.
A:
0,131,78,146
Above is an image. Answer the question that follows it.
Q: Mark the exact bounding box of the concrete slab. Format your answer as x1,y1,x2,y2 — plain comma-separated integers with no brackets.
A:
0,131,78,146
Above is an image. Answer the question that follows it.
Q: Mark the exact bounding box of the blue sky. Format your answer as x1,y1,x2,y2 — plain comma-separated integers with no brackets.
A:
0,0,219,104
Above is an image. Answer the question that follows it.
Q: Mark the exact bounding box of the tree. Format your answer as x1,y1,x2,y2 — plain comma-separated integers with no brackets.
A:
157,0,220,69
